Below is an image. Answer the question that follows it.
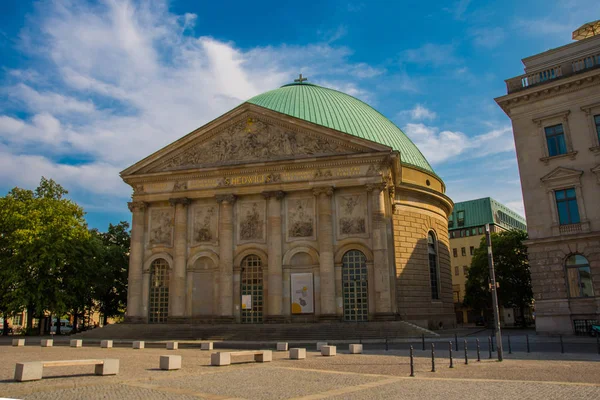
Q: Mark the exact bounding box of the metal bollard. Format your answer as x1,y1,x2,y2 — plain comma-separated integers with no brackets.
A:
488,337,492,359
385,337,389,351
526,334,530,353
476,338,481,362
508,334,512,354
422,333,425,351
464,339,468,365
491,336,495,352
455,333,458,351
431,343,436,372
560,335,564,354
449,341,454,368
410,346,415,377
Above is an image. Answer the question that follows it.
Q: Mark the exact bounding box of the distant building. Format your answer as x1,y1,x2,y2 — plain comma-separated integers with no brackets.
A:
449,197,527,325
495,21,600,335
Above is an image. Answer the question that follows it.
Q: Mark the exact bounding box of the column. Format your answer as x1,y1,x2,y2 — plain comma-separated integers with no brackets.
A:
169,197,190,319
263,191,285,322
313,187,336,319
216,194,236,321
367,183,393,317
282,266,291,318
127,201,147,321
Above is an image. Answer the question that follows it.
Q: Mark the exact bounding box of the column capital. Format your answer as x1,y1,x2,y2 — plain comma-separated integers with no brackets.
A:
312,186,334,197
169,197,191,207
216,194,237,204
262,190,286,200
365,182,387,193
128,201,148,212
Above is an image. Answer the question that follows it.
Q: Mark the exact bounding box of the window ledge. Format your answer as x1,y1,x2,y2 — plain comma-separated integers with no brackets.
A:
551,220,590,236
540,151,578,165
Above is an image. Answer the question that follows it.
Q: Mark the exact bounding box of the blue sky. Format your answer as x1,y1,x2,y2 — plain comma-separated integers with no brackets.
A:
1,0,598,230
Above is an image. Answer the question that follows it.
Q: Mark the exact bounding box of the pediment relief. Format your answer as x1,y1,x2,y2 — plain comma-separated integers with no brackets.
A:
540,166,583,183
139,114,367,174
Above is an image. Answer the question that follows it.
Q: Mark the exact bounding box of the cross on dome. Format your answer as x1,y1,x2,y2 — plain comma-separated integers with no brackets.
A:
294,73,308,84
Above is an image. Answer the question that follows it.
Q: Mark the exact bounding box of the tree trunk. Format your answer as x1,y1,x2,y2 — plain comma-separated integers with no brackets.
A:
2,313,8,336
56,314,61,335
39,312,44,336
73,310,78,333
26,306,34,335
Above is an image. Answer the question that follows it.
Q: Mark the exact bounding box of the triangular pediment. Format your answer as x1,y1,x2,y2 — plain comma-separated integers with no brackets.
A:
122,104,389,177
540,166,583,183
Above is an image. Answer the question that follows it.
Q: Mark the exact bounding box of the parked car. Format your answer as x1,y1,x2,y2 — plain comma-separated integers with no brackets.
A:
50,319,73,335
474,316,486,327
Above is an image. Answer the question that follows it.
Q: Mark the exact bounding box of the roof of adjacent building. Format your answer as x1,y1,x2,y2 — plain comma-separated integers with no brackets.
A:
449,197,527,232
246,82,435,175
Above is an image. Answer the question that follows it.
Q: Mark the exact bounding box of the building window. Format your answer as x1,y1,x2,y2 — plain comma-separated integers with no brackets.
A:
555,188,580,225
469,246,474,255
13,314,22,326
460,230,465,238
595,114,600,143
453,248,458,257
463,266,468,276
461,247,466,256
466,229,470,237
471,228,476,236
428,232,440,300
478,226,483,234
566,255,594,298
448,214,454,228
457,210,465,226
149,258,170,324
545,124,567,157
455,266,459,276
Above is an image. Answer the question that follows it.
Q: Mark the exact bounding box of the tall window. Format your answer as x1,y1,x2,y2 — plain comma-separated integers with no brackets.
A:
461,247,466,256
566,255,594,298
457,210,465,226
469,246,474,255
241,255,264,324
149,259,170,323
453,248,458,257
342,250,369,321
545,124,567,156
595,114,600,143
448,214,454,228
428,232,440,300
555,188,580,225
454,266,459,276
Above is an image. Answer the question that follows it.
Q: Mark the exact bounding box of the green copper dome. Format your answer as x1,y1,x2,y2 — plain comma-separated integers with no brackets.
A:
246,82,435,174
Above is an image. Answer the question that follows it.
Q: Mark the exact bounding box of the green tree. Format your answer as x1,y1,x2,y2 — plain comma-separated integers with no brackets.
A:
463,229,533,326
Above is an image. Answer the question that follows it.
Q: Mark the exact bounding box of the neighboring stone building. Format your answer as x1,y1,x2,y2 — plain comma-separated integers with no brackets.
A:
448,197,527,325
495,23,600,335
121,78,455,329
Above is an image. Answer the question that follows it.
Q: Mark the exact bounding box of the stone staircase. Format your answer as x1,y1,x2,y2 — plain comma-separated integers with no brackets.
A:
74,321,436,341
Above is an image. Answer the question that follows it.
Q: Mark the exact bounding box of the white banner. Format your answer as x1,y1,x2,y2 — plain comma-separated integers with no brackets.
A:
241,295,252,310
291,273,314,314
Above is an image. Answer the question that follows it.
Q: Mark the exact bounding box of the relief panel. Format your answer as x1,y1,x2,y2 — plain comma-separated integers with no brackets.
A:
286,197,316,242
191,204,219,245
148,207,174,247
237,200,266,243
336,193,369,239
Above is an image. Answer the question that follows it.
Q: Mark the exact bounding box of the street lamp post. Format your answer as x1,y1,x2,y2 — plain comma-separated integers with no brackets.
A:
485,223,503,361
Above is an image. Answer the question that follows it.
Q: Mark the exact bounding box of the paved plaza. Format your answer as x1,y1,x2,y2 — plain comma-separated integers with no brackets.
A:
2,344,600,399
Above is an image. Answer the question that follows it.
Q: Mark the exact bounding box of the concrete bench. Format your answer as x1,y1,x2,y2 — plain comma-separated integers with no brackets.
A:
321,345,336,356
290,348,306,360
166,341,178,350
70,340,82,348
159,355,181,370
349,344,363,354
14,359,119,382
201,342,213,350
276,342,288,351
101,340,113,348
133,341,145,349
41,339,53,347
316,341,327,351
211,350,272,366
12,339,25,347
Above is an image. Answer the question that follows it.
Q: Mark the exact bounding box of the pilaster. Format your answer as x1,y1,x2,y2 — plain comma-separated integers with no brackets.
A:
263,191,285,323
313,186,337,320
169,197,190,319
216,194,236,321
126,201,147,321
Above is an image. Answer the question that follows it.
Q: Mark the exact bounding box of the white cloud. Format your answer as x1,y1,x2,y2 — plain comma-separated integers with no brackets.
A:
401,43,460,66
399,104,437,121
470,27,506,48
403,123,514,164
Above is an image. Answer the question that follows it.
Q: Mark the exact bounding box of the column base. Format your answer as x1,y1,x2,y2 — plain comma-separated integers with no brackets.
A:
214,316,236,324
318,314,341,322
125,316,148,324
167,316,190,324
373,312,396,321
265,315,285,324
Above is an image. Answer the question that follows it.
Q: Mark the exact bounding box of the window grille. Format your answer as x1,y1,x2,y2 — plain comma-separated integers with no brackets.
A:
342,250,369,321
149,259,170,323
241,255,264,323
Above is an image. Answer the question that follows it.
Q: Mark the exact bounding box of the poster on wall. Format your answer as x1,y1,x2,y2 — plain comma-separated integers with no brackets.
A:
241,295,252,310
291,273,314,314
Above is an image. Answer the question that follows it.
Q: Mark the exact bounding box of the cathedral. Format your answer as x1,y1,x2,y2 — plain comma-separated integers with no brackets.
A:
121,78,455,329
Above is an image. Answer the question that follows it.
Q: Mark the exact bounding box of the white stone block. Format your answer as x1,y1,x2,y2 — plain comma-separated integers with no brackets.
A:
14,362,43,382
321,345,336,356
211,352,231,366
41,339,53,347
70,339,82,348
349,344,363,354
12,339,25,347
316,341,327,351
159,355,182,370
166,341,178,350
289,348,306,360
95,359,119,376
276,342,288,351
133,341,145,349
101,340,113,348
201,342,213,350
255,350,272,363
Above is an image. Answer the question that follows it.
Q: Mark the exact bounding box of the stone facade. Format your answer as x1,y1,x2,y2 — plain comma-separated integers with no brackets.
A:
496,32,600,334
121,104,454,328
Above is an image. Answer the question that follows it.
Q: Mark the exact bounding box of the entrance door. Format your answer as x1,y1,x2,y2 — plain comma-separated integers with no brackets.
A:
342,250,368,322
149,259,169,323
240,255,264,323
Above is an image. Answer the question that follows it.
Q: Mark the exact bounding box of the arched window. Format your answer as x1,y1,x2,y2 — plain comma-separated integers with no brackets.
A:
149,258,170,323
428,232,440,300
566,255,594,298
342,250,368,322
241,255,264,323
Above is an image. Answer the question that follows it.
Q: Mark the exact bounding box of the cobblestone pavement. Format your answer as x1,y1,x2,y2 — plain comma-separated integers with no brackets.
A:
2,345,600,399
